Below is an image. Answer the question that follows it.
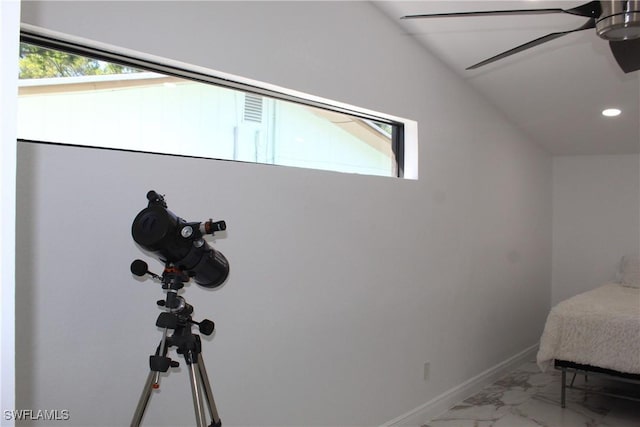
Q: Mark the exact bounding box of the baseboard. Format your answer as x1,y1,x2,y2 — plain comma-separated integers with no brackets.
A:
381,344,539,427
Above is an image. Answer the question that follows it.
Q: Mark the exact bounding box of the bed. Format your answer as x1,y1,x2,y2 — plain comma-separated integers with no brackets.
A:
536,256,640,407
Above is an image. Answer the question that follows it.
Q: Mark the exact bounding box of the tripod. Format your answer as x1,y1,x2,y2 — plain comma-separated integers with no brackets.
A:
131,265,222,427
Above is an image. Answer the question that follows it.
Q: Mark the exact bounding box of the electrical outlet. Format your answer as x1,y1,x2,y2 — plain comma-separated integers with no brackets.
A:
423,361,430,382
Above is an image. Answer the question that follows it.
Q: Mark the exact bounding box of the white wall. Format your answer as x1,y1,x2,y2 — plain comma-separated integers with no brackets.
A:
17,1,552,425
552,154,640,305
1,1,20,422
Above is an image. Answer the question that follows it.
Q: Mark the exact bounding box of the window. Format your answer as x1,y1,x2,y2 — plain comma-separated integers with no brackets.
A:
18,33,411,177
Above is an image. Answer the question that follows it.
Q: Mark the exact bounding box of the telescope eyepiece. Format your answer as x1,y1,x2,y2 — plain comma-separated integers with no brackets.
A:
203,220,226,235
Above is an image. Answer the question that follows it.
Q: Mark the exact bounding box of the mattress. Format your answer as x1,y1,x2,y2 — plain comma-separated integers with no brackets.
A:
537,283,640,374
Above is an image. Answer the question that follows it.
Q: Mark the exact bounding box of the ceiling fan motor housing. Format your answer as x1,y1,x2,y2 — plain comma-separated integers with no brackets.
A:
596,0,640,40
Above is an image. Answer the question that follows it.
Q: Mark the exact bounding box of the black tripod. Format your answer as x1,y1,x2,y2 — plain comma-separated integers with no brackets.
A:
131,264,221,427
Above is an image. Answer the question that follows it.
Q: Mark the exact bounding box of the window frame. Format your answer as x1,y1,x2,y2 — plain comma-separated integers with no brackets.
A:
20,27,413,178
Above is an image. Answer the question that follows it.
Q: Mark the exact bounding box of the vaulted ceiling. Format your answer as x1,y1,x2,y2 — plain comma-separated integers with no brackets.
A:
376,1,639,155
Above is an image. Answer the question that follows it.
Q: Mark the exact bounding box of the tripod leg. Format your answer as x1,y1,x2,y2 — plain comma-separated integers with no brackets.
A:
196,353,222,427
188,362,208,427
131,370,156,427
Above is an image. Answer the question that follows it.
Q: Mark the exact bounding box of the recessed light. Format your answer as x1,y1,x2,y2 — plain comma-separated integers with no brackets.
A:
602,108,621,117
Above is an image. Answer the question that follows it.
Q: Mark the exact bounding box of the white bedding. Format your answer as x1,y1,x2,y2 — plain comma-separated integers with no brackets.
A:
537,283,640,374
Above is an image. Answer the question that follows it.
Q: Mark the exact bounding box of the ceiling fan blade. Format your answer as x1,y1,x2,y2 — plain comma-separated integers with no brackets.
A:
401,0,601,20
609,38,640,73
466,18,596,70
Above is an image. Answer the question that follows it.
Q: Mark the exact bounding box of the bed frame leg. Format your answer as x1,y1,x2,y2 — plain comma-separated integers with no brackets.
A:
570,372,577,387
561,368,567,408
560,368,567,408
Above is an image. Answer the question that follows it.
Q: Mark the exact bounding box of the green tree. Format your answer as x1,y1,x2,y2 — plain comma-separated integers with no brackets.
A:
19,43,140,79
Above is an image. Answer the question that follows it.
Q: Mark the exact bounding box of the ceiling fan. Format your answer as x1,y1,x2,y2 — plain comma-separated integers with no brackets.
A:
401,0,640,73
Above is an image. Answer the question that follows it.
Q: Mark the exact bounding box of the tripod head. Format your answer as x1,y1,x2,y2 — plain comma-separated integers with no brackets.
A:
130,259,215,336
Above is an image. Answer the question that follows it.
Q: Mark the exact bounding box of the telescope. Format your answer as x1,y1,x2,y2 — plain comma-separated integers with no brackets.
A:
130,190,228,427
131,190,229,288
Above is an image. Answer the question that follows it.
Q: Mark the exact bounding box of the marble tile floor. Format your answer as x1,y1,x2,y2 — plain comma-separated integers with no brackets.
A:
424,360,640,427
